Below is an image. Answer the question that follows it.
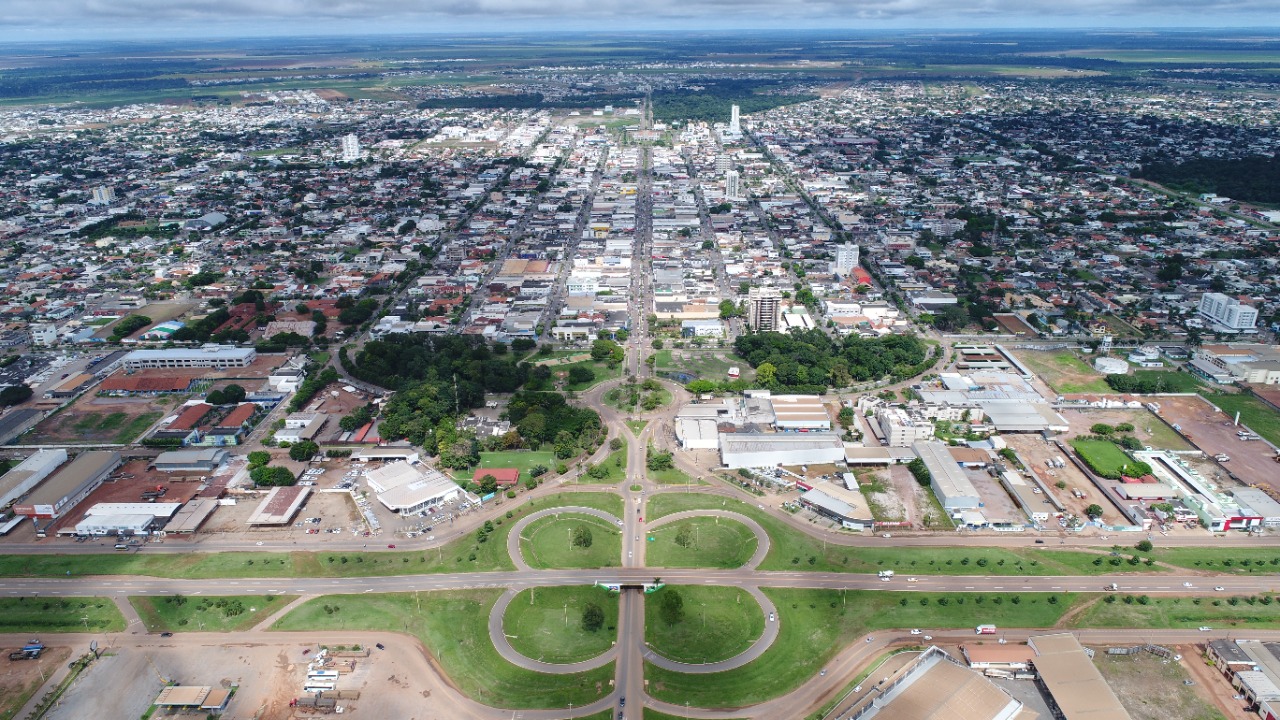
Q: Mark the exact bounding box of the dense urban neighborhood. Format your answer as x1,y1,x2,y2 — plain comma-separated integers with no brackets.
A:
2,29,1280,720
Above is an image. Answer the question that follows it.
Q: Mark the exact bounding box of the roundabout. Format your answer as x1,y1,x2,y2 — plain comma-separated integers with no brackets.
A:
491,586,619,670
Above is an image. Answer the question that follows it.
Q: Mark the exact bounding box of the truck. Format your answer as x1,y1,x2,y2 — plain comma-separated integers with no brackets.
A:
1106,583,1119,591
878,570,894,580
976,624,998,635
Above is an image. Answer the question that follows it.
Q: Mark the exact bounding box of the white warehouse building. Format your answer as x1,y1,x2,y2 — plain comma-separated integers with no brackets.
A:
719,432,846,469
365,461,462,514
913,441,981,511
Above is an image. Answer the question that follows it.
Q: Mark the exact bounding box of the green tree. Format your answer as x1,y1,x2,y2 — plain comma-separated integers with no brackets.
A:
755,362,777,386
0,384,33,406
571,525,594,548
288,440,320,461
1135,540,1153,553
1085,504,1104,519
659,589,685,626
247,451,270,468
582,603,605,632
567,365,596,385
478,474,499,496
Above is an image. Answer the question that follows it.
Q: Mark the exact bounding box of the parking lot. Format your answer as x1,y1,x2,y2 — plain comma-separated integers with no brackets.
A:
1153,395,1277,493
1003,433,1127,527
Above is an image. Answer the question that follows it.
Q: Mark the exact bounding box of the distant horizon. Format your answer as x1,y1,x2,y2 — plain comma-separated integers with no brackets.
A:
4,21,1280,45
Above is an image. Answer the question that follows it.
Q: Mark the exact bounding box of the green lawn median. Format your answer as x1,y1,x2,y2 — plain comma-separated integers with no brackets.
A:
504,586,618,663
1070,592,1280,629
0,597,124,633
645,585,764,664
644,587,1075,708
645,517,758,569
521,513,622,569
272,590,614,710
129,594,295,632
646,493,1160,576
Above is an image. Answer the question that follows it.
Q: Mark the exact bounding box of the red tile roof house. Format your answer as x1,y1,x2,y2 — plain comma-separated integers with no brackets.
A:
472,468,520,487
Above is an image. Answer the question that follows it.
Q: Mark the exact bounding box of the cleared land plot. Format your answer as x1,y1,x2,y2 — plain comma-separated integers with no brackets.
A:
653,350,740,381
1072,593,1280,630
1004,432,1127,526
0,597,123,633
646,585,764,664
275,591,615,709
646,494,1158,575
646,517,758,569
1063,408,1192,450
128,594,296,632
24,403,161,444
0,645,70,720
504,586,619,663
645,587,1074,708
1012,348,1111,393
1094,651,1225,720
1157,394,1280,491
521,513,622,569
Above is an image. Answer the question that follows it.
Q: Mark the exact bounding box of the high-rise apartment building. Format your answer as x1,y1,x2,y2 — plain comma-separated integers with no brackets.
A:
747,286,782,332
341,134,361,162
90,185,116,205
831,243,860,275
725,170,741,200
728,105,741,135
1199,292,1258,332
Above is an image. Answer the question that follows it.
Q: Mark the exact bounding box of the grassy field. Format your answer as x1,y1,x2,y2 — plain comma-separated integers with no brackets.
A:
646,586,764,664
0,597,123,633
1200,392,1280,446
1143,546,1280,572
0,493,622,579
1014,349,1111,393
646,494,1160,575
521,513,622,569
1070,438,1134,477
504,586,618,664
273,591,614,709
128,594,294,632
649,466,700,485
1071,593,1280,630
578,446,628,485
28,410,161,444
561,360,624,391
652,349,740,381
453,450,556,483
645,588,1074,708
646,517,758,569
625,420,648,434
1129,370,1202,392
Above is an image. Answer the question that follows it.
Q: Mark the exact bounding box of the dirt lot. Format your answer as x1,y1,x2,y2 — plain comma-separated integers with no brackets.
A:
202,490,363,543
42,460,205,536
24,395,164,445
1153,395,1276,492
966,467,1021,524
1003,433,1127,527
0,645,70,720
1095,646,1242,720
1061,408,1193,451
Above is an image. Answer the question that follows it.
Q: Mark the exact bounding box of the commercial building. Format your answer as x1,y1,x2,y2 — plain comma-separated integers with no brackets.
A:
164,498,220,534
1191,343,1280,385
878,407,937,447
246,486,311,525
153,686,231,714
719,432,846,469
913,441,981,512
72,502,181,536
1028,633,1131,720
153,448,229,473
276,413,328,444
0,449,67,510
840,646,1026,720
13,451,121,519
746,286,782,332
365,461,462,514
121,345,256,371
797,477,873,529
472,467,520,487
1199,292,1258,333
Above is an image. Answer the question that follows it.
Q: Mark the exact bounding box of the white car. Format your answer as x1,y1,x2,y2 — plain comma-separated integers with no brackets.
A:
923,635,933,641
1199,626,1212,632
882,533,892,539
1215,586,1226,592
910,629,922,635
906,577,918,583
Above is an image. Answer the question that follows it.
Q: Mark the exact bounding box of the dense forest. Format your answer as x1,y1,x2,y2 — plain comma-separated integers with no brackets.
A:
651,80,818,124
506,391,605,458
733,330,932,390
1134,155,1280,205
347,334,527,393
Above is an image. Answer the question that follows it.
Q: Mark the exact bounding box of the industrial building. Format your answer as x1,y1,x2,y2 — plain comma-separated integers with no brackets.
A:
365,460,462,514
769,395,832,431
13,451,121,519
152,686,232,714
0,449,67,509
153,448,230,473
913,441,982,512
1207,639,1280,719
719,432,846,469
839,646,1027,720
72,502,182,536
164,498,220,534
1028,633,1131,720
247,486,311,525
121,344,256,371
797,477,873,529
276,413,328,444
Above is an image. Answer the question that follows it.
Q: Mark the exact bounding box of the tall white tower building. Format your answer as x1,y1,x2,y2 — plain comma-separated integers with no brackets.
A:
90,186,116,205
728,105,741,135
831,243,860,275
341,134,361,162
725,170,741,200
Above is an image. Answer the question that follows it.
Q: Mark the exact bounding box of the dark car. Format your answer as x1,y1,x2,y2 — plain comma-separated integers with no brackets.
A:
619,697,625,707
376,643,385,650
1034,539,1045,544
159,632,173,637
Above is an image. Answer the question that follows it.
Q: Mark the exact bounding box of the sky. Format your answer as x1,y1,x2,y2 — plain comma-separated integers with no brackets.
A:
1,0,1278,41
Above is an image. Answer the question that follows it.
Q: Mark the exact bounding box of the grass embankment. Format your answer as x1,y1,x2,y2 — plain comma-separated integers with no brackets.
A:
504,586,618,663
1144,546,1280,572
645,712,747,720
274,591,614,709
646,586,764,664
578,446,628,484
0,493,623,579
0,597,124,633
646,494,1160,576
1072,592,1280,630
625,420,648,434
646,517,758,569
128,594,295,632
645,587,1074,708
521,513,622,569
649,466,700,485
